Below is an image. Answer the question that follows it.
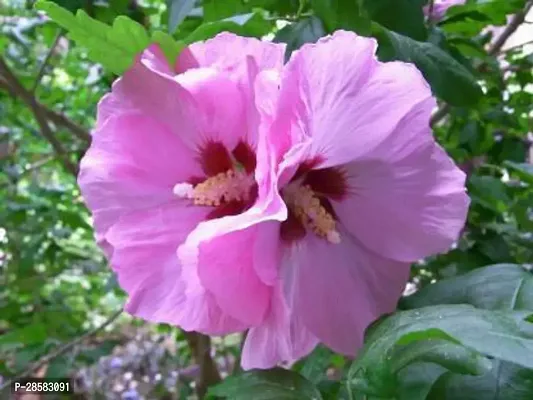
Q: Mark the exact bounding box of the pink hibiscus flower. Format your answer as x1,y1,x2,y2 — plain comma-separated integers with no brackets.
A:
424,0,466,21
177,31,469,369
80,30,469,371
78,33,287,334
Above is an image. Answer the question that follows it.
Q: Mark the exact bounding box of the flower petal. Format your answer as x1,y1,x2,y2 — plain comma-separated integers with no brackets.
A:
177,32,286,79
107,204,245,334
174,67,247,151
177,118,287,326
241,284,318,370
289,229,410,355
79,113,201,246
333,99,469,262
97,45,199,144
277,30,432,169
193,224,273,325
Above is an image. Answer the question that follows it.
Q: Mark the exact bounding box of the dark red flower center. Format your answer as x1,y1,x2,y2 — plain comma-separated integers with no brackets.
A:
174,140,258,220
280,157,347,244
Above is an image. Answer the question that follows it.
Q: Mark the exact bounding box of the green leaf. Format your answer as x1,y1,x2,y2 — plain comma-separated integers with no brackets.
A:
373,24,483,106
390,339,492,376
310,0,371,35
0,324,48,350
202,0,297,21
348,305,533,397
185,11,273,44
428,360,533,400
209,368,323,400
469,175,510,213
362,0,426,40
404,264,533,311
167,0,196,34
274,16,326,59
505,162,533,185
298,346,333,384
36,1,150,74
395,363,449,400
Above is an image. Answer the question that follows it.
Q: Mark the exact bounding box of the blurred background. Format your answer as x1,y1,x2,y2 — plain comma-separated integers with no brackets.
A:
1,0,532,399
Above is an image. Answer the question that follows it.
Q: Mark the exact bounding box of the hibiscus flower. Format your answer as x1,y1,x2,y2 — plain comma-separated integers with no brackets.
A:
78,33,287,334
177,31,469,369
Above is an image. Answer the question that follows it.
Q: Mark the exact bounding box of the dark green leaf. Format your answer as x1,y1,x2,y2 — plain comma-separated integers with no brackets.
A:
390,339,492,376
310,0,371,35
348,305,533,397
209,368,323,400
274,16,326,59
428,360,533,400
404,264,533,311
362,0,426,40
373,24,483,106
299,346,333,384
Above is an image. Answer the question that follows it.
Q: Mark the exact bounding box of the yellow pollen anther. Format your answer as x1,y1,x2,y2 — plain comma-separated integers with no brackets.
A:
173,170,254,206
284,184,341,244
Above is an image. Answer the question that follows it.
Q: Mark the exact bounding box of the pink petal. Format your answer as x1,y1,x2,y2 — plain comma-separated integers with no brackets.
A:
79,113,201,244
177,195,287,328
107,204,245,334
289,229,410,355
177,120,288,326
194,224,273,325
241,284,318,370
177,34,285,151
97,45,199,143
174,67,247,151
277,30,432,169
177,32,286,79
333,99,469,262
99,45,253,153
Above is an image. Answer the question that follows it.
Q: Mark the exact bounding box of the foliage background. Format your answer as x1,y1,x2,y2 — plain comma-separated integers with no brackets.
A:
1,0,533,399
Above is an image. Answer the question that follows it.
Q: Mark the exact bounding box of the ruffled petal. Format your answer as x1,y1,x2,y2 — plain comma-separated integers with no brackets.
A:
79,113,201,249
177,193,287,328
333,98,469,262
98,44,252,153
106,203,245,334
174,67,247,151
241,284,318,370
97,45,199,143
276,30,432,169
193,224,273,325
288,229,410,355
177,32,286,79
177,111,287,327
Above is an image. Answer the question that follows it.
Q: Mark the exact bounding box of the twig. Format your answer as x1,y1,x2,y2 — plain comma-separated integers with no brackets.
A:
32,29,63,93
183,331,221,399
0,78,91,144
487,1,533,56
501,38,533,53
0,57,78,176
45,107,91,144
0,309,122,392
430,0,533,127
